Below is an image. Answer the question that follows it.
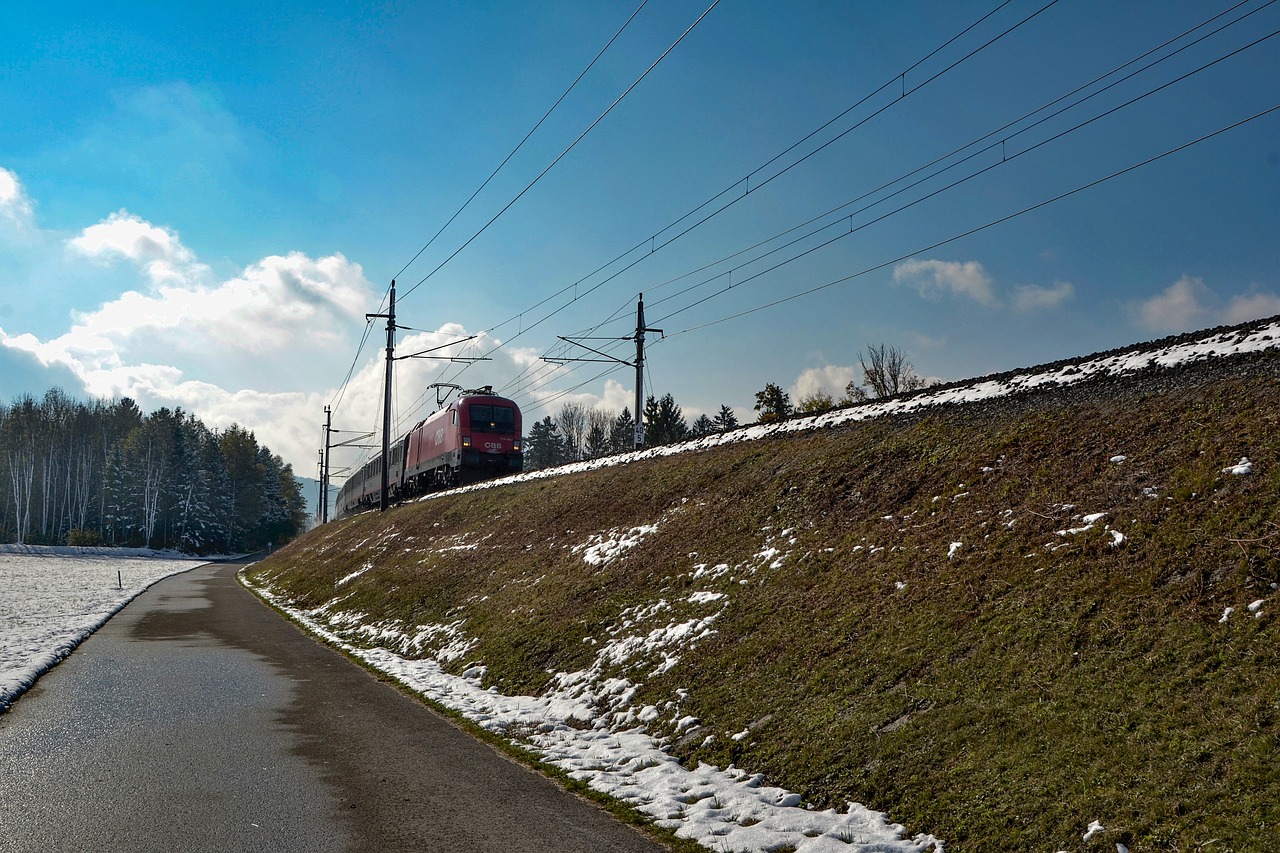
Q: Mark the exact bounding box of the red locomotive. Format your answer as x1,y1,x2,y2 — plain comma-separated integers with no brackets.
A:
337,387,523,515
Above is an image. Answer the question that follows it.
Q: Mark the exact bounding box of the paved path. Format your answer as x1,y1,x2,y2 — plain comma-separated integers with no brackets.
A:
0,562,666,853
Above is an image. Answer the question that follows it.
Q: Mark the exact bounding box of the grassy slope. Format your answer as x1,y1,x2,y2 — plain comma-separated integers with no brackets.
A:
249,359,1279,852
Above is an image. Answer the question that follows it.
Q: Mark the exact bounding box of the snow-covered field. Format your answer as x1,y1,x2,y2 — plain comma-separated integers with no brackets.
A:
0,545,204,712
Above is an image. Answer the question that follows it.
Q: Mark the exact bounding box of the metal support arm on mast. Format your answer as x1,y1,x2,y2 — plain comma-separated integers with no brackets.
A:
320,404,375,524
366,281,397,512
542,294,661,450
633,293,662,449
360,283,491,513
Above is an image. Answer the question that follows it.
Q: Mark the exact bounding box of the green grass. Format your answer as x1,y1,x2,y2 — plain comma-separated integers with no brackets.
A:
247,368,1280,852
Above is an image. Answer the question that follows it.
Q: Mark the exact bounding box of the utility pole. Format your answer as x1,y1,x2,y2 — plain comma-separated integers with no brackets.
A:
632,293,662,449
543,293,661,449
316,450,324,524
356,281,487,514
320,419,375,523
366,281,396,512
321,406,332,524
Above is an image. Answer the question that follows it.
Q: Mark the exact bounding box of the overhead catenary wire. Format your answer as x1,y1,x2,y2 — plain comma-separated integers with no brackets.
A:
327,315,378,413
450,0,1057,356
390,0,652,285
635,0,1276,309
486,6,1280,417
396,0,724,305
330,2,651,447
662,103,1280,338
507,88,1280,417
381,1,722,433
357,2,1276,449
644,18,1280,327
409,0,1060,419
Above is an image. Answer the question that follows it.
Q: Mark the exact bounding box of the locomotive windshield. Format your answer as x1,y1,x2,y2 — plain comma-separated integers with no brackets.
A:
469,404,516,435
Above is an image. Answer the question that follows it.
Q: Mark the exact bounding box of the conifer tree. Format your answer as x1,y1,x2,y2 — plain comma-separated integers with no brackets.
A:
525,416,567,470
609,408,636,453
712,405,739,432
643,394,688,446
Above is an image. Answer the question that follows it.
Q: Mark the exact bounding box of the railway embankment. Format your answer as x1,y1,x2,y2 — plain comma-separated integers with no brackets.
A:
247,320,1280,853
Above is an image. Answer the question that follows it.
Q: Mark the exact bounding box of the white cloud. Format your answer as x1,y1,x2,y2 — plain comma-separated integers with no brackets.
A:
1136,276,1280,333
1224,290,1280,325
893,259,998,306
1013,280,1074,312
790,364,858,402
0,167,35,231
1137,275,1215,332
3,206,383,469
599,378,634,414
1,184,602,474
68,209,207,287
56,212,374,362
905,331,947,351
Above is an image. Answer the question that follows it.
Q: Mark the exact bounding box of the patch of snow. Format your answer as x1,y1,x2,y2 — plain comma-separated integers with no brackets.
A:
1219,607,1235,623
1222,457,1254,476
947,542,963,559
1083,819,1106,842
1247,599,1265,617
1110,455,1127,463
249,582,944,853
1058,513,1107,536
385,321,1280,509
691,563,731,581
573,525,659,566
336,562,373,587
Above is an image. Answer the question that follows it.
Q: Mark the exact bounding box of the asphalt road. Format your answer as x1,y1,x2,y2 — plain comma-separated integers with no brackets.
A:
0,561,666,853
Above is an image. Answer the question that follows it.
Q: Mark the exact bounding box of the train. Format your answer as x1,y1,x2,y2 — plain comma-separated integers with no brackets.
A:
336,387,523,516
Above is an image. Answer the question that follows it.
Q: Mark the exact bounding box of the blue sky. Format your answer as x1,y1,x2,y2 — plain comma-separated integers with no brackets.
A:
2,0,1278,478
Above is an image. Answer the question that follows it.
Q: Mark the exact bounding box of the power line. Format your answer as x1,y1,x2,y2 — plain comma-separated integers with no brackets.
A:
332,1,653,449
466,1,1052,351
477,4,1280,414
365,2,1275,443
397,0,723,304
666,103,1280,337
640,14,1280,325
390,0,651,284
400,0,1056,417
637,0,1275,309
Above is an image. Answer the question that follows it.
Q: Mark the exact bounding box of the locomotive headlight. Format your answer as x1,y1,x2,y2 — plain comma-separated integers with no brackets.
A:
462,435,471,447
513,441,521,451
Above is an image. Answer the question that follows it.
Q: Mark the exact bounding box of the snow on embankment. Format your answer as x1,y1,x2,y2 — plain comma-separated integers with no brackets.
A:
0,546,204,712
253,552,944,853
256,317,1280,852
416,318,1280,502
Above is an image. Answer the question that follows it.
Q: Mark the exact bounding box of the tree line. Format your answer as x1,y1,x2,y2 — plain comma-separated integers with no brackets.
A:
754,343,934,421
523,343,934,470
522,395,740,470
0,388,307,553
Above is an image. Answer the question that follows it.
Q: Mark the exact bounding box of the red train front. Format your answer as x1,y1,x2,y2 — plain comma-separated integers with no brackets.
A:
402,387,523,492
